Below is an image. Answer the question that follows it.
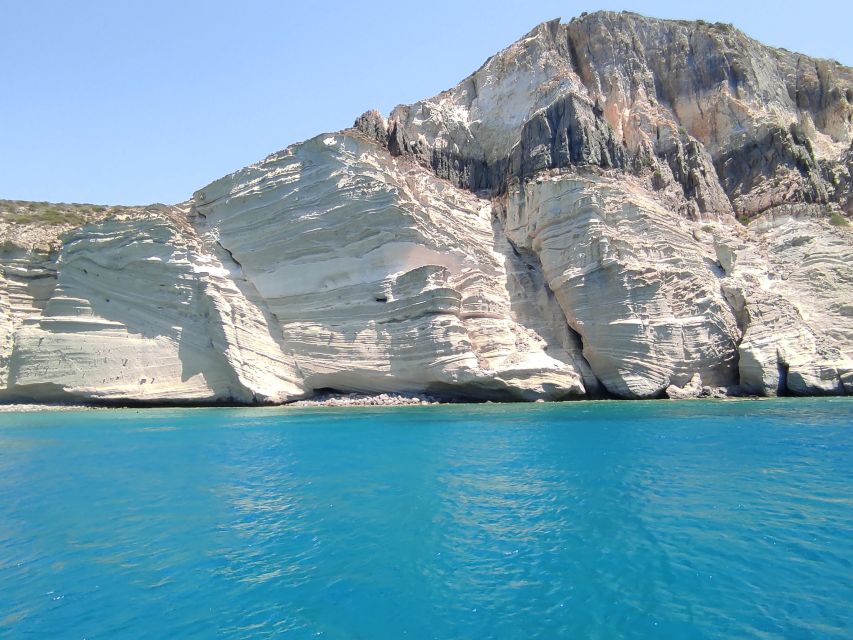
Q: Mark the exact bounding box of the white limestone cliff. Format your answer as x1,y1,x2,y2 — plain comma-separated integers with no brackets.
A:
500,173,742,398
1,11,851,403
2,211,303,403
191,132,587,400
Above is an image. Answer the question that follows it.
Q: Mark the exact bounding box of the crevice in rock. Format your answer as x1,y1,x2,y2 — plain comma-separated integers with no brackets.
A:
565,28,583,79
776,357,790,396
705,257,726,278
564,322,609,399
718,283,746,391
500,227,606,398
374,311,445,326
207,238,307,391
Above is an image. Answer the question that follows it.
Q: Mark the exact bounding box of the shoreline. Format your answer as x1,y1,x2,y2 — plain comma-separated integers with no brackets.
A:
287,392,443,407
1,393,848,413
0,403,97,413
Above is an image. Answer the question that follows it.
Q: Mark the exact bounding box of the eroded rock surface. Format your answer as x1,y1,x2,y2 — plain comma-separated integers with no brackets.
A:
191,132,586,401
500,174,741,398
1,11,851,403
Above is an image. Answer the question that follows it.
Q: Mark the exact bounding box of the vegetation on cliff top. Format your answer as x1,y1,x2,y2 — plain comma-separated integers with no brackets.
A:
0,200,131,227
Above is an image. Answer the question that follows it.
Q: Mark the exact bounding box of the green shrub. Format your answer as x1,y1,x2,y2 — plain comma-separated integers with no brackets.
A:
830,211,849,226
4,206,86,226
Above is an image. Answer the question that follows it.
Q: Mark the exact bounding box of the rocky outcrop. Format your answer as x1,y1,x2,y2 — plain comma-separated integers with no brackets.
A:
715,207,852,396
1,209,303,403
500,174,741,398
1,11,851,403
370,13,852,218
191,132,587,401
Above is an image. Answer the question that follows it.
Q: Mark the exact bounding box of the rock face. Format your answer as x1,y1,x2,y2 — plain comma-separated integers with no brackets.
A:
1,11,851,403
191,133,587,401
499,174,741,398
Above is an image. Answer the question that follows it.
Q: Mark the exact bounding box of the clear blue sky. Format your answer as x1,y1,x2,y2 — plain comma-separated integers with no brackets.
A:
1,1,850,205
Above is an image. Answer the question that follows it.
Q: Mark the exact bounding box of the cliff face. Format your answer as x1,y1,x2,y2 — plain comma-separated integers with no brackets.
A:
1,11,851,403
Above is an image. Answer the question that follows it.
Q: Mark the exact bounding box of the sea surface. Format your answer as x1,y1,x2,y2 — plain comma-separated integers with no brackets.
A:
0,399,851,639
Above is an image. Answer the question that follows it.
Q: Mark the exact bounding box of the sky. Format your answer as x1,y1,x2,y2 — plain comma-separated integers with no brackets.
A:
1,1,851,205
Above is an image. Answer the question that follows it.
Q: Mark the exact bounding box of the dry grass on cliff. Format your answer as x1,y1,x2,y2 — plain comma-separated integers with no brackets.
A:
0,200,129,227
0,200,158,249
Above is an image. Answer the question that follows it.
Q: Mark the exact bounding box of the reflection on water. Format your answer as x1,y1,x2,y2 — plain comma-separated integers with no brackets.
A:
0,399,851,639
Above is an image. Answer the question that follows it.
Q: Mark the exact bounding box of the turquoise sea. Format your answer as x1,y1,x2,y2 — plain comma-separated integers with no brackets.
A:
0,399,851,639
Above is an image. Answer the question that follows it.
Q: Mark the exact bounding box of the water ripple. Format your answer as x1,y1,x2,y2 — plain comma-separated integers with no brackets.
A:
0,399,851,638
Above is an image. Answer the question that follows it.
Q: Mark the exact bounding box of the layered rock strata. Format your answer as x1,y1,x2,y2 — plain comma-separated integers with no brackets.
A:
1,11,851,403
191,133,587,401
